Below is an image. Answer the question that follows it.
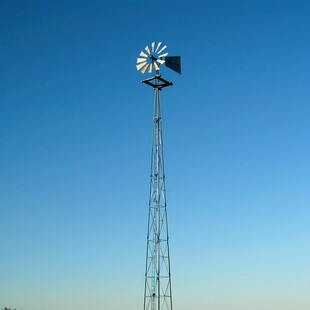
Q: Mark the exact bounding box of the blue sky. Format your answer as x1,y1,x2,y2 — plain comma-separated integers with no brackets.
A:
1,1,309,309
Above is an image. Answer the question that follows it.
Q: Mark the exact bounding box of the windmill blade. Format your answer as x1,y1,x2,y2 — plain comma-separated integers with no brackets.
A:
140,51,148,57
165,56,181,74
140,63,149,74
148,63,153,73
137,58,147,64
153,61,160,71
145,45,151,54
136,62,147,71
156,59,165,65
155,42,162,52
151,42,155,52
158,52,168,58
157,45,167,54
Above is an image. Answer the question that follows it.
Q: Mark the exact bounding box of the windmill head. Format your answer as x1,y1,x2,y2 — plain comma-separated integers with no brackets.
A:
136,42,181,75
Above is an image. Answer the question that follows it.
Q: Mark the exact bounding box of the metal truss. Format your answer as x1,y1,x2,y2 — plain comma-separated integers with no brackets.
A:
143,75,173,310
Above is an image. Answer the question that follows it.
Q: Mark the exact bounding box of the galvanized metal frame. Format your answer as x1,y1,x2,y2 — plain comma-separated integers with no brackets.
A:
143,72,173,310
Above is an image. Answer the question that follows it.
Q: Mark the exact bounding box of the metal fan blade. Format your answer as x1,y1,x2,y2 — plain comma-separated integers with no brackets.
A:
137,57,147,64
145,45,150,54
155,42,162,52
140,63,149,74
148,63,153,73
157,45,167,54
156,59,165,65
154,61,160,71
151,42,155,52
136,61,147,70
140,51,148,57
158,52,168,58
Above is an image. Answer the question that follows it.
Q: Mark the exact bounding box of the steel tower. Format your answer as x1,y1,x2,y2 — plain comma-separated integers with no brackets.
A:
143,75,172,310
136,42,181,310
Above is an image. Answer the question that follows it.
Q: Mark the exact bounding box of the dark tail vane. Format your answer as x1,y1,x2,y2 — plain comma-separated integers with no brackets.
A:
165,56,181,74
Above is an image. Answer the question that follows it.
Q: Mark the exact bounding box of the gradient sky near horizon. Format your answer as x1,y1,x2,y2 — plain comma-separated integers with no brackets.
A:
1,1,310,310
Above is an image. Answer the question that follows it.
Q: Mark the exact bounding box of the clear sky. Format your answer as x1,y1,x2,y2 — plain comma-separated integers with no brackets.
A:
1,1,309,309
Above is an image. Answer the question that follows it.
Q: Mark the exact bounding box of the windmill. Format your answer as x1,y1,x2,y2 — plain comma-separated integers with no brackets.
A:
136,42,181,310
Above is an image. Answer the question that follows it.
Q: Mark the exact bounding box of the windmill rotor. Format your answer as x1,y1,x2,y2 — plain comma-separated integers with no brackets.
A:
136,42,181,75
